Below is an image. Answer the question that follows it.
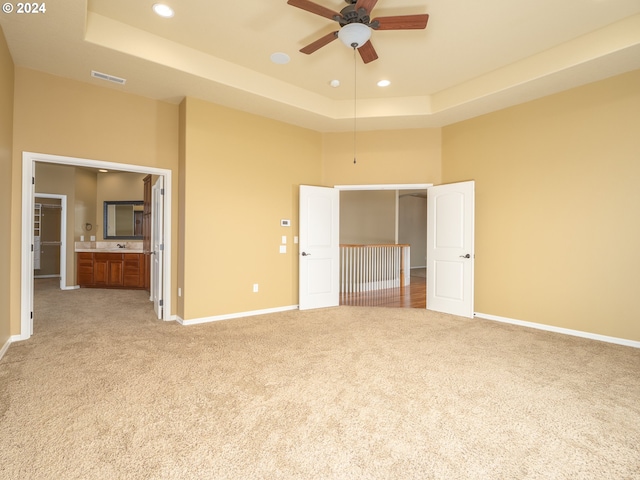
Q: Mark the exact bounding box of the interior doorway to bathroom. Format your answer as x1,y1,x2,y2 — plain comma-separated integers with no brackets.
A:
20,152,173,341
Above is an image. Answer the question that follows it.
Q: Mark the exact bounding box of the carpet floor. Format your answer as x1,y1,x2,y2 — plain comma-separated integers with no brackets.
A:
1,280,639,479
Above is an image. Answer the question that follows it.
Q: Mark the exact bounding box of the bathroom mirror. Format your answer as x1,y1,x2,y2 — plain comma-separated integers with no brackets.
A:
103,201,144,239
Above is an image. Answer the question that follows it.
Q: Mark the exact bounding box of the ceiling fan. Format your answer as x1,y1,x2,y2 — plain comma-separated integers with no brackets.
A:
287,0,429,64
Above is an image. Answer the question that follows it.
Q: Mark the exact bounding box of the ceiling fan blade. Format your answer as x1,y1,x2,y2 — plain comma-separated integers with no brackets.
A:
287,0,342,21
358,40,378,64
372,14,429,30
300,31,339,54
355,0,379,14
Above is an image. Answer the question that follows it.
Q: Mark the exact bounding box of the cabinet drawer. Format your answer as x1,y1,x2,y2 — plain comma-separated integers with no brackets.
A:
95,252,123,261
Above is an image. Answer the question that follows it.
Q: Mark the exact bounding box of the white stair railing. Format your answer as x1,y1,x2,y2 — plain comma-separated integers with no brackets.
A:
340,244,410,294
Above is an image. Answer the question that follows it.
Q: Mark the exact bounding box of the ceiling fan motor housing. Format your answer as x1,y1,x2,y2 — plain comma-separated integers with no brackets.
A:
336,4,371,27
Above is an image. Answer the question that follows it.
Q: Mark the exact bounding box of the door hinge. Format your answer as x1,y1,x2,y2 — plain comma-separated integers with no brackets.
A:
159,299,164,307
160,188,164,195
31,311,33,319
31,244,34,252
32,177,35,185
160,244,164,251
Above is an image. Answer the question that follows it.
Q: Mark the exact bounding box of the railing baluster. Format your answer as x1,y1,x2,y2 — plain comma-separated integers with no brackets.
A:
339,243,411,296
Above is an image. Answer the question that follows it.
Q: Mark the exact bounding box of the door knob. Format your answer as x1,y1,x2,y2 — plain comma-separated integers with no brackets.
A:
301,252,311,256
460,254,471,258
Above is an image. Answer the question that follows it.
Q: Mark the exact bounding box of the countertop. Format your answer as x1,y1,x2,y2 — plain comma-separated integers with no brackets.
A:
75,241,144,254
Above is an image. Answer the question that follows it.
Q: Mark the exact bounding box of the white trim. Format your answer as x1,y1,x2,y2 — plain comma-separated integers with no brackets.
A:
475,312,640,349
177,305,298,326
21,152,174,341
334,183,432,191
0,336,12,361
21,155,34,340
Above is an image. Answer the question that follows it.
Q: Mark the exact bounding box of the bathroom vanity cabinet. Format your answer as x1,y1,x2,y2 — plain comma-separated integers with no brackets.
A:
77,252,145,289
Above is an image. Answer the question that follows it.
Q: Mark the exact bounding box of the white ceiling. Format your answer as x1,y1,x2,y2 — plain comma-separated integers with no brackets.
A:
2,0,640,132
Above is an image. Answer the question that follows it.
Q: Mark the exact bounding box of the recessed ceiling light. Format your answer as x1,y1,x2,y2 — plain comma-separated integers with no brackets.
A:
330,79,340,88
377,80,391,87
98,169,108,173
152,4,174,18
270,52,290,65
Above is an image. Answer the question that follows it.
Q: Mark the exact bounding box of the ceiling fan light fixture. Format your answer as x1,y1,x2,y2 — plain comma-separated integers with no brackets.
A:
338,23,371,49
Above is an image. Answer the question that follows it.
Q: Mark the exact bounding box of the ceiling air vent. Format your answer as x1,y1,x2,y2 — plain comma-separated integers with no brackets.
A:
91,70,126,85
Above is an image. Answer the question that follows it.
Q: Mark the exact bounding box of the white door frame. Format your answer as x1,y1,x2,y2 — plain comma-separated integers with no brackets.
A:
33,193,67,288
20,152,173,341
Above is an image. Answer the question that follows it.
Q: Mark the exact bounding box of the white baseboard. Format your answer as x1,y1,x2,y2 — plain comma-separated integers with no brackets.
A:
0,337,11,361
475,312,640,349
61,285,80,291
177,305,298,326
0,335,23,361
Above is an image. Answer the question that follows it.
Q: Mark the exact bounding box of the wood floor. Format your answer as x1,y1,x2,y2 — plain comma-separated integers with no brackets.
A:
340,272,427,309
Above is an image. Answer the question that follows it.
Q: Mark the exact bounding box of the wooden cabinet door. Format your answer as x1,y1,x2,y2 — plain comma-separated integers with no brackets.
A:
93,259,108,285
108,259,124,286
123,254,144,287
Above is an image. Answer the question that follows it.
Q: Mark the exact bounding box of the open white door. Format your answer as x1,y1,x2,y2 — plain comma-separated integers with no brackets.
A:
299,185,340,310
151,176,164,319
427,181,475,317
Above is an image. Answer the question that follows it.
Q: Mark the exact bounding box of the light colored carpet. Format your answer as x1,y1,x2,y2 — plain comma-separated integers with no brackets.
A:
1,279,639,479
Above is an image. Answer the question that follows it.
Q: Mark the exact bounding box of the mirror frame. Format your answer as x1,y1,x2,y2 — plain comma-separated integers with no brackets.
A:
103,200,144,240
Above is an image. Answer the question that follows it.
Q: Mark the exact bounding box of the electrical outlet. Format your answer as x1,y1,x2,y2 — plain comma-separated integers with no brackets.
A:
253,284,259,293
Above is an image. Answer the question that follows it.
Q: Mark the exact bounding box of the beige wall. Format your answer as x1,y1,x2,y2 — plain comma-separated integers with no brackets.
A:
399,194,428,268
322,128,442,186
0,26,14,347
75,168,98,240
10,67,179,335
442,69,640,342
340,190,397,244
179,97,322,320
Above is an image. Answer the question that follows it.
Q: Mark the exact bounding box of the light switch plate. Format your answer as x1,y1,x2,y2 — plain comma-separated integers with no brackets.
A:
281,235,287,244
279,245,286,254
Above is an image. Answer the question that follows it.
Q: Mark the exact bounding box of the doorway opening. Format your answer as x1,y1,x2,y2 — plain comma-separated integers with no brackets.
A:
33,194,67,290
337,186,429,309
299,182,474,317
20,152,173,341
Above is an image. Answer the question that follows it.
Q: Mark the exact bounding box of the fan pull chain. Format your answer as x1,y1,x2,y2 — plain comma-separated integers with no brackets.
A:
353,46,357,165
